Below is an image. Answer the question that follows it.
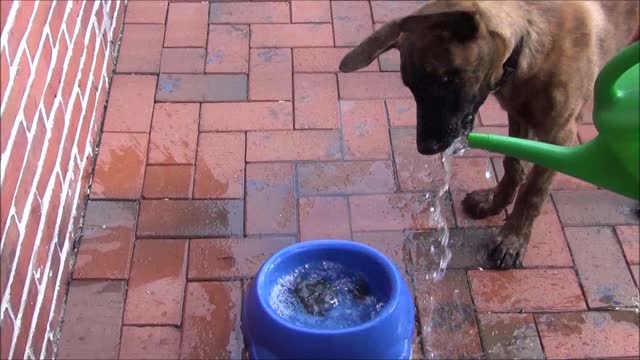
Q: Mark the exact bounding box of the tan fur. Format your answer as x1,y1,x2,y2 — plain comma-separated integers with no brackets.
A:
340,0,639,268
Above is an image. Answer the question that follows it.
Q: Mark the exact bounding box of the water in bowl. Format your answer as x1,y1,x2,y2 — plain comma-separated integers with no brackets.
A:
269,260,385,330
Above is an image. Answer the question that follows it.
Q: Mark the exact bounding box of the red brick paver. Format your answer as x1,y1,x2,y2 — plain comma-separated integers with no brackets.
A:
249,48,292,100
245,163,296,235
103,75,156,132
332,1,373,46
125,1,168,24
90,133,148,199
156,74,247,102
59,2,640,359
468,269,587,312
143,165,194,199
536,311,639,359
352,231,406,274
119,327,181,360
123,239,187,325
164,2,208,48
148,103,199,164
299,197,351,240
371,1,425,23
386,99,416,127
246,130,341,162
209,2,290,24
477,313,544,360
201,102,293,131
553,189,639,226
57,281,126,359
117,24,164,73
188,236,295,279
350,193,452,231
206,25,249,73
137,200,244,238
415,270,483,359
292,1,331,23
616,225,640,264
293,47,379,73
340,100,391,160
161,48,206,74
564,226,638,308
294,73,339,129
251,24,334,48
180,282,243,359
339,72,412,99
194,132,245,199
73,201,138,279
297,160,396,195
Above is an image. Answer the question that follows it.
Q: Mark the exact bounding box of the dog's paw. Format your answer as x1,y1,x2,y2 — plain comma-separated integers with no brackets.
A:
490,230,527,269
462,189,504,219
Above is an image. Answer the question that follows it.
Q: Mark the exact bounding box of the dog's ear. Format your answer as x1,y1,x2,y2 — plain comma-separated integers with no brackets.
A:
401,10,479,43
339,20,401,72
339,7,479,73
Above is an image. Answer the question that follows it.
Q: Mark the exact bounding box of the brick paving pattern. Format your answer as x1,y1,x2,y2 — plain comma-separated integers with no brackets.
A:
58,1,640,359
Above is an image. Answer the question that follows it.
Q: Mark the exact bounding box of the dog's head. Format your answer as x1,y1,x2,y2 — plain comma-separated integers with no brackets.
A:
340,3,515,155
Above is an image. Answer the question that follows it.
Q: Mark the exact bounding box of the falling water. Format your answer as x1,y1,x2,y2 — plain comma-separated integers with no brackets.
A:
426,137,467,281
417,137,469,360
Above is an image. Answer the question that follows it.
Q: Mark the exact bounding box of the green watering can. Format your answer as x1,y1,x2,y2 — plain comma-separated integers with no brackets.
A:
467,41,640,200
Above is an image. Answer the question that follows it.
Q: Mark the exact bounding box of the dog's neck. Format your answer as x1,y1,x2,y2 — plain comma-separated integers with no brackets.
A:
491,37,525,92
475,1,549,78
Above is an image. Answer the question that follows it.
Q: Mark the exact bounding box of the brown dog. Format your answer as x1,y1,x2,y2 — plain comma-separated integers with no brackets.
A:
339,0,639,268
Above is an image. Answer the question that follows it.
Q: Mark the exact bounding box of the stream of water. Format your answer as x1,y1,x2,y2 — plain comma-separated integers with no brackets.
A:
416,137,469,360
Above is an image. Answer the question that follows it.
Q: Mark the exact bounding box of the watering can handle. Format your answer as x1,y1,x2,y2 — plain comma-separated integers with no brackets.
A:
594,41,639,111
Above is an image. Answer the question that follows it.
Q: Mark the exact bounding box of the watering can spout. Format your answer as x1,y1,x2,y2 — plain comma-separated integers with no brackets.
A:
466,133,639,200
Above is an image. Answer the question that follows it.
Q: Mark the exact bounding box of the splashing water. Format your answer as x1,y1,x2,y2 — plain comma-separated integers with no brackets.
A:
269,260,385,330
425,136,468,282
419,137,469,360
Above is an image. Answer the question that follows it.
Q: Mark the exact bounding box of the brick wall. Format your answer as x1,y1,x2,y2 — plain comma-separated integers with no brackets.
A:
0,1,125,358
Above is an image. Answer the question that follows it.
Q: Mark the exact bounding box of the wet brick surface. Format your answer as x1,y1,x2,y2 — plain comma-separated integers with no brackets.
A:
60,2,640,359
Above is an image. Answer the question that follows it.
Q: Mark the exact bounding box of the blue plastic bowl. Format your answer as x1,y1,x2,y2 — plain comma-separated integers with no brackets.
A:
242,240,415,359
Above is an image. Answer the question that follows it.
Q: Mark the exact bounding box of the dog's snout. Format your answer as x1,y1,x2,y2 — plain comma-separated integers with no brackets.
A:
417,139,443,155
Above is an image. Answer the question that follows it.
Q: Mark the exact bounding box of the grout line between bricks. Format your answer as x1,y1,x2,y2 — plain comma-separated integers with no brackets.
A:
109,0,134,355
402,228,426,360
242,6,253,238
181,238,191,332
294,163,302,243
611,226,639,289
550,194,592,313
384,101,402,194
190,104,202,201
531,314,548,359
465,269,488,358
243,130,248,238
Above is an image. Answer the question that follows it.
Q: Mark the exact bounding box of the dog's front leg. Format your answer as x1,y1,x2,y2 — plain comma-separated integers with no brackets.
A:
463,115,527,218
491,125,576,269
491,165,555,268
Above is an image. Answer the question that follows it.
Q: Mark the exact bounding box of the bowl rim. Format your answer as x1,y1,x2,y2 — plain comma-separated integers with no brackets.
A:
255,239,402,335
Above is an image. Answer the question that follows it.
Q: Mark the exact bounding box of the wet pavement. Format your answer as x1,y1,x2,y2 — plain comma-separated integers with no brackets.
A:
57,1,639,359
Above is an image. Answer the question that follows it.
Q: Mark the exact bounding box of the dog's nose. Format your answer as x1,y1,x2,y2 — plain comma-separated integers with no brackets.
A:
417,139,442,155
